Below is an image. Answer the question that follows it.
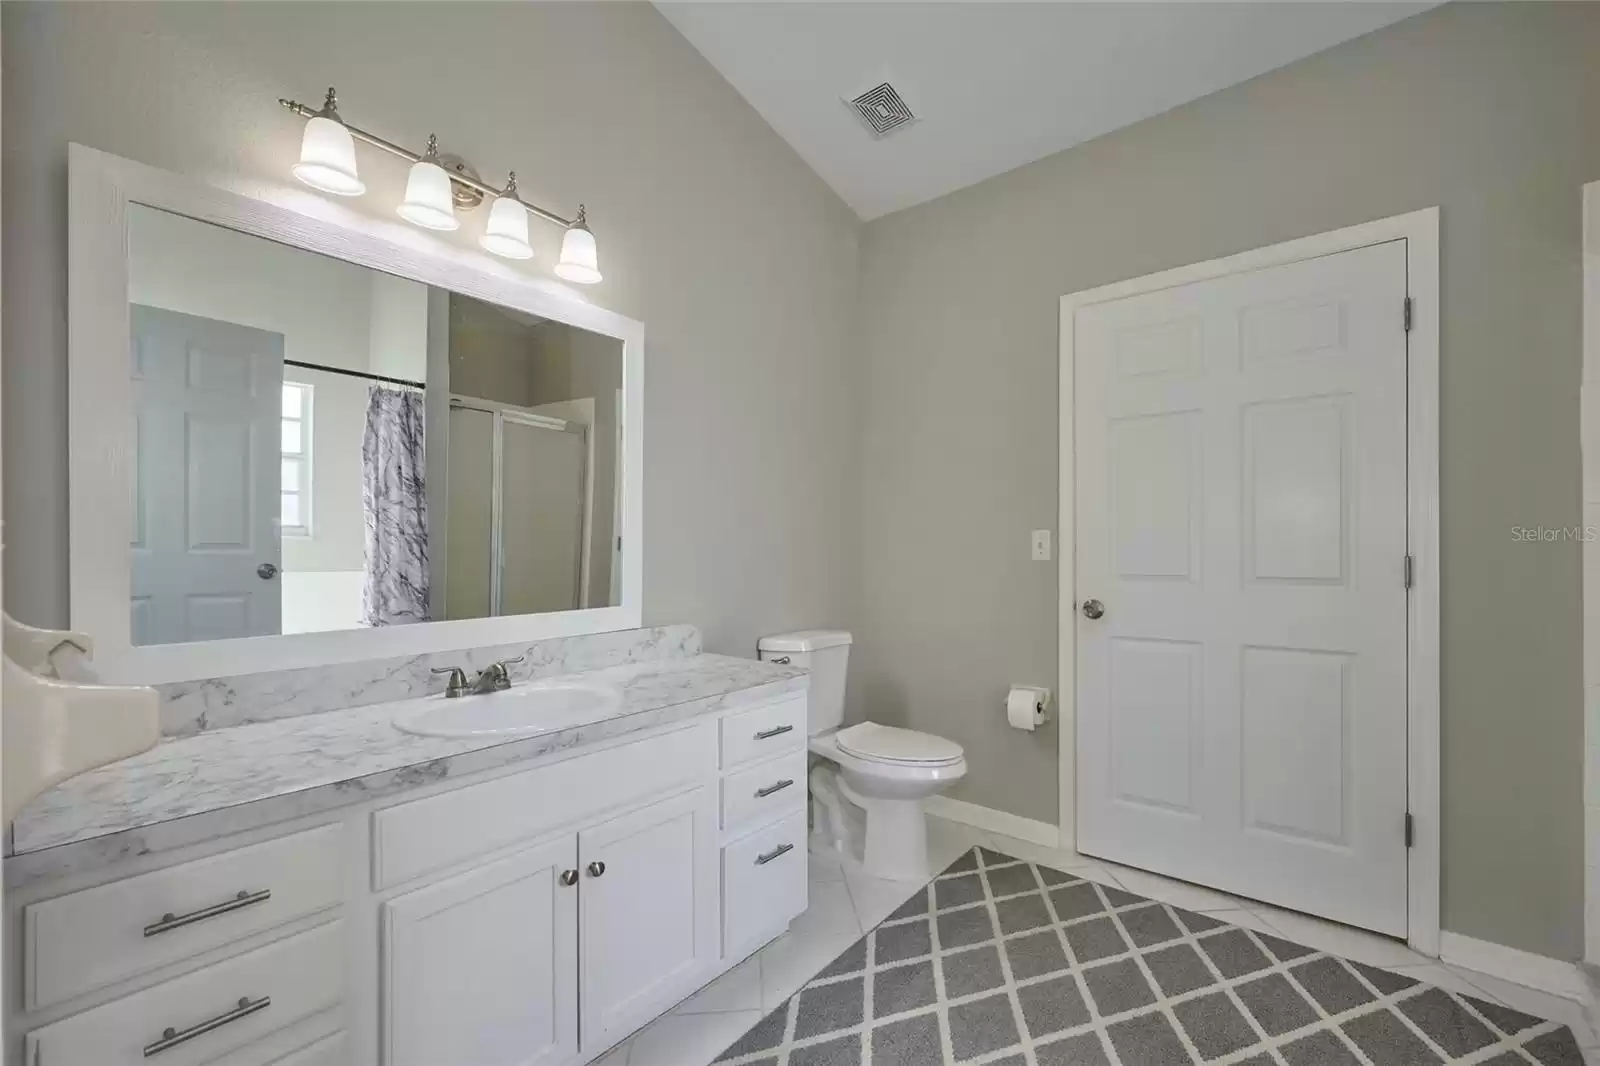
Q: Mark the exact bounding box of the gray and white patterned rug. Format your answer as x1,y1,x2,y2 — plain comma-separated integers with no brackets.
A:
715,846,1582,1066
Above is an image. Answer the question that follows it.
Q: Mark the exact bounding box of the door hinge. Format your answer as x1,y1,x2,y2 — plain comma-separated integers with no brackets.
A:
1404,812,1415,848
1403,297,1414,333
1403,554,1414,589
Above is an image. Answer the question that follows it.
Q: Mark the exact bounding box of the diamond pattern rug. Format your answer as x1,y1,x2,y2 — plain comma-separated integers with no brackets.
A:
715,846,1583,1066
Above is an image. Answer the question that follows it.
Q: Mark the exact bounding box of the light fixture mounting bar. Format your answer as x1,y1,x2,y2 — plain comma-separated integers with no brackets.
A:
278,96,573,228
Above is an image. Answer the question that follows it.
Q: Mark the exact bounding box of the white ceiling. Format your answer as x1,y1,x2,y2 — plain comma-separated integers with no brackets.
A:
657,2,1437,220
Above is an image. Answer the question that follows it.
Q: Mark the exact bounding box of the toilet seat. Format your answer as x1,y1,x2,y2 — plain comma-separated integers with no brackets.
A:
835,722,964,767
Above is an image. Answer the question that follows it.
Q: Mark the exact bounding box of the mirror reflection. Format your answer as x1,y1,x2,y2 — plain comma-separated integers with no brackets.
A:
127,204,623,646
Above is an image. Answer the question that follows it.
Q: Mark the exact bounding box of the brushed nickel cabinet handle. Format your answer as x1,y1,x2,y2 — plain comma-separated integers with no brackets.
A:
755,779,795,798
587,861,607,878
756,843,794,866
143,889,271,938
755,724,794,740
144,995,270,1057
560,869,579,887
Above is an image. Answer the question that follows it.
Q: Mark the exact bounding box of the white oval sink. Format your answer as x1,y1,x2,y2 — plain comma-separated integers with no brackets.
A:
394,681,622,739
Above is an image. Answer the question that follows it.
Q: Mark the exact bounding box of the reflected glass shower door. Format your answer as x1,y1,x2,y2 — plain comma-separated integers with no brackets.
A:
445,405,495,621
443,399,588,620
500,417,585,615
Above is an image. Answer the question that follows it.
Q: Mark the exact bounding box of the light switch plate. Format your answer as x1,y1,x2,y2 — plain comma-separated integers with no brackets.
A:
1031,530,1052,561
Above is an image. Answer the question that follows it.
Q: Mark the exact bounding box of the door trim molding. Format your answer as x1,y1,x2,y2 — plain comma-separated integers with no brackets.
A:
1057,207,1442,956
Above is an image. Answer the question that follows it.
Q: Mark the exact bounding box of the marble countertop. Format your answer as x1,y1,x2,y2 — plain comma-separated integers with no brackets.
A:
8,654,807,887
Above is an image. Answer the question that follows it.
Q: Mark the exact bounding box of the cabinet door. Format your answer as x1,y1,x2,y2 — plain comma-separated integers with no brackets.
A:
383,837,577,1066
578,787,719,1052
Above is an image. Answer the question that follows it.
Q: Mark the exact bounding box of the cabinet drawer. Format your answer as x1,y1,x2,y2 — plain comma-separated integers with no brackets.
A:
205,1023,344,1066
721,750,807,834
372,721,716,890
24,824,344,1012
24,921,344,1066
722,812,808,957
264,1032,346,1066
720,697,806,769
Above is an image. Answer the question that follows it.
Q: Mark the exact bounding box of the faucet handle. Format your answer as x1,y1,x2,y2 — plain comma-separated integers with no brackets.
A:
490,656,523,691
431,666,470,699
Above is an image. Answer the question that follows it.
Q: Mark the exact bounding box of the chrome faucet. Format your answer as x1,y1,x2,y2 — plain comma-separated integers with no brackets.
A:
431,657,525,698
470,656,524,695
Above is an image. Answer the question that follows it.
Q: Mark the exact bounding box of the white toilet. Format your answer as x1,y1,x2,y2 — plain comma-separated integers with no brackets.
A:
758,630,967,881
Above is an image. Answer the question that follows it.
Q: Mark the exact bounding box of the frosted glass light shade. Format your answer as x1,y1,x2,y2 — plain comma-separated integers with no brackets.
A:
292,116,364,196
555,223,602,284
481,195,534,259
397,160,459,231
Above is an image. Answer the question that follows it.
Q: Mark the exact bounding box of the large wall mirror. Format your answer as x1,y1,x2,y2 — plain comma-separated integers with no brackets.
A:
70,146,643,683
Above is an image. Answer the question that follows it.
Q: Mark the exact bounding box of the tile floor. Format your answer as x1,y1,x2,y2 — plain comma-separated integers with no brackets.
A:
593,816,1600,1066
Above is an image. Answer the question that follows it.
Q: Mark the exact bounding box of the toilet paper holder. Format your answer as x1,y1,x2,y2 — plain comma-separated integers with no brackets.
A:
1006,685,1052,731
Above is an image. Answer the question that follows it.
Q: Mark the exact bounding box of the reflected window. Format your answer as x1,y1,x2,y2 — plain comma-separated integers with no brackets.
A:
281,382,312,537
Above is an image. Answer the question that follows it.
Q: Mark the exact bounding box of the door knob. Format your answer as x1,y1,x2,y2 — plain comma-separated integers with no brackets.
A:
256,563,279,580
587,861,606,878
1081,599,1106,620
559,869,578,887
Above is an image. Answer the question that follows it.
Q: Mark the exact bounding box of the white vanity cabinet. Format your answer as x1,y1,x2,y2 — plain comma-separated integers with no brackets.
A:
577,787,720,1051
6,692,810,1066
381,784,720,1065
383,838,578,1066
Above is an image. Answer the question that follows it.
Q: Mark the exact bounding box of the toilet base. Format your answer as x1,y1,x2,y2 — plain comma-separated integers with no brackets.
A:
859,795,929,881
809,761,933,882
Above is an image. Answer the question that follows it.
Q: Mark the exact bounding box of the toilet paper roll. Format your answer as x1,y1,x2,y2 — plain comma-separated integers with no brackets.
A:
1007,686,1045,731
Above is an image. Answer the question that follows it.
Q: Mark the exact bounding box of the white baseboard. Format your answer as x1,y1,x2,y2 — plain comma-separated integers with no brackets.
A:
1439,931,1588,1001
925,796,1061,849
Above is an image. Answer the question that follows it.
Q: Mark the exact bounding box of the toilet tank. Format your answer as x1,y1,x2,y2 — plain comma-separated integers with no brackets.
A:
758,630,852,735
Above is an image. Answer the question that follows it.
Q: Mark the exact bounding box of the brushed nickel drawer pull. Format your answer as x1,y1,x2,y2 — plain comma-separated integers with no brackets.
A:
755,778,795,798
754,724,794,741
143,995,270,1057
144,889,272,938
756,843,794,866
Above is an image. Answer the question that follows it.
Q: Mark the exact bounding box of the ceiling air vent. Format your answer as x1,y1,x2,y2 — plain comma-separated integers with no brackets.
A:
847,82,917,139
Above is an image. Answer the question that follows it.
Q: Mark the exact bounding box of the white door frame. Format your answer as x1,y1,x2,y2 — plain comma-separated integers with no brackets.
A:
1058,207,1441,956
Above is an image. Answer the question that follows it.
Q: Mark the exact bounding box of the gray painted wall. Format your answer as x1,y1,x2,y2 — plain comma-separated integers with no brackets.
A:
852,2,1599,959
1,2,861,657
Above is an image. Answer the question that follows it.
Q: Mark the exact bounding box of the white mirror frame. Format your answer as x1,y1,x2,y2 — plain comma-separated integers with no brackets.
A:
68,144,644,685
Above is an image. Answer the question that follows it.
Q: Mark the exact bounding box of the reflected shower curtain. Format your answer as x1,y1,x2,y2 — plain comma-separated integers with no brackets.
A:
362,386,430,626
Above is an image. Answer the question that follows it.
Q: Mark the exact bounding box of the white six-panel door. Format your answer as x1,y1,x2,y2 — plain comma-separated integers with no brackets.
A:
1074,240,1410,936
130,305,283,646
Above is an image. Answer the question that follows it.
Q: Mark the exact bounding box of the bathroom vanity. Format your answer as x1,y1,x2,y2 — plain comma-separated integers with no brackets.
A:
4,646,809,1065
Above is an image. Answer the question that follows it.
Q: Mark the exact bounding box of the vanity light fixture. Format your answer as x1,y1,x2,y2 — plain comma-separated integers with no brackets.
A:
396,135,459,232
480,172,534,260
281,87,602,282
289,89,365,196
555,206,602,285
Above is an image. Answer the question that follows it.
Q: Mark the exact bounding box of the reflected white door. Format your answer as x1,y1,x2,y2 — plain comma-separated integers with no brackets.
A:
1074,240,1409,936
130,305,284,645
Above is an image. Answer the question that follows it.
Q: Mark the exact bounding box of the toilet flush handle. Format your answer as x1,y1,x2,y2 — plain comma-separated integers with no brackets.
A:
769,655,791,665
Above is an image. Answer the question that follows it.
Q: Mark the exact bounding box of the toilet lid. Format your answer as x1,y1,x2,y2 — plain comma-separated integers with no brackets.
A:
836,723,964,766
